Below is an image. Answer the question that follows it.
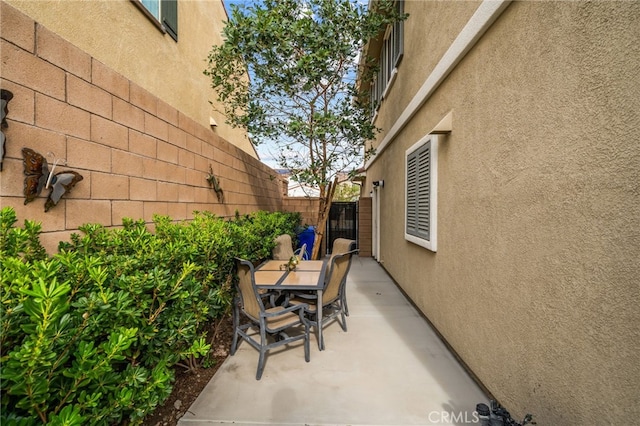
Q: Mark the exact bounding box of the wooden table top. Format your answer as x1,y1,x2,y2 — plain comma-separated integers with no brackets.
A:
258,259,325,272
254,260,326,290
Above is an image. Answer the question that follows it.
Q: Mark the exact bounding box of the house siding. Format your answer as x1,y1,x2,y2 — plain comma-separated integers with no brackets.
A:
364,1,640,424
1,2,284,253
2,0,257,158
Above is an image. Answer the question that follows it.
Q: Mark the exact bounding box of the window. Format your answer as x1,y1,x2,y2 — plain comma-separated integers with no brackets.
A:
405,134,437,251
370,0,404,117
134,0,178,41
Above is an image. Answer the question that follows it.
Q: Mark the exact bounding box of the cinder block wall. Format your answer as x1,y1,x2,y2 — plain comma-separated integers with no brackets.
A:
0,3,284,252
281,196,319,228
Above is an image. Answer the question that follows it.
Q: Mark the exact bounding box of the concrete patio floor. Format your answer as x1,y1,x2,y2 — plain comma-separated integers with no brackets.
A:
178,256,490,426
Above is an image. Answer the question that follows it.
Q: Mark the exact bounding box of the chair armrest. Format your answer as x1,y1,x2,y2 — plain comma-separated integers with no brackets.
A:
260,303,308,318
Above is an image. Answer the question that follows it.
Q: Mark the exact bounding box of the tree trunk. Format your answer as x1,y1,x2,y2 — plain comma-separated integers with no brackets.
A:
311,177,338,260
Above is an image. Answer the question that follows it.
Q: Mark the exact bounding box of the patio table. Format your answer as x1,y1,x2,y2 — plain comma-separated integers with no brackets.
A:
257,259,325,272
255,260,327,350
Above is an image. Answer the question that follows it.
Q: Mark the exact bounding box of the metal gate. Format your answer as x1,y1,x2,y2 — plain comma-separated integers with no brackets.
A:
326,202,357,254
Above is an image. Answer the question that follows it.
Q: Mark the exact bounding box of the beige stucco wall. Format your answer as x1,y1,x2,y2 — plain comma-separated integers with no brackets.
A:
367,1,640,424
4,0,257,158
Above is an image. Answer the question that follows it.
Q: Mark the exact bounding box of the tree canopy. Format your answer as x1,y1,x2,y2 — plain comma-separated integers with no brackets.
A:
205,0,404,196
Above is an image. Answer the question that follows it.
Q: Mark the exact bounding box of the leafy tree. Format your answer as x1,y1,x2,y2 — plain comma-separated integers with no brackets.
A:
333,182,361,202
205,0,405,258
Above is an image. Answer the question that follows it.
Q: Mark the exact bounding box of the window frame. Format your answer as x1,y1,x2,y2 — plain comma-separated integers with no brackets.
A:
132,0,178,41
405,134,438,252
391,0,404,68
369,0,404,118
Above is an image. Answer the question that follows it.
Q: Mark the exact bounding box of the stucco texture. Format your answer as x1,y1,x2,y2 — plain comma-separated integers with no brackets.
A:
4,0,256,158
368,1,639,424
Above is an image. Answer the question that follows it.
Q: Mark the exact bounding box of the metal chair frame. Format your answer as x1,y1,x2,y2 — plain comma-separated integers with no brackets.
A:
288,244,358,350
232,258,311,380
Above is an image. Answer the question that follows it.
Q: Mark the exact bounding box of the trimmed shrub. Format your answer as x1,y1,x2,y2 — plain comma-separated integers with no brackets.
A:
0,207,301,425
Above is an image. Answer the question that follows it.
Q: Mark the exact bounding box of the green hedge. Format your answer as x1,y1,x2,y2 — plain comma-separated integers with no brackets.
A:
0,207,301,425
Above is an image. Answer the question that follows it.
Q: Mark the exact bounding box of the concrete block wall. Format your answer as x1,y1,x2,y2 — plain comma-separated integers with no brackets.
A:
0,3,283,252
282,196,319,228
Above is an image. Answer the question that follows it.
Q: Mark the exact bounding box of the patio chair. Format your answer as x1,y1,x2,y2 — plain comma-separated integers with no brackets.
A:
327,238,356,316
287,245,358,350
269,236,307,305
232,258,311,380
272,234,295,260
272,234,307,262
288,238,355,303
331,238,356,255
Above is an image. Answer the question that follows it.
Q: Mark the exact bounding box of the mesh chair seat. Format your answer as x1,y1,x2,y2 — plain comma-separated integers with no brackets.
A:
262,306,307,330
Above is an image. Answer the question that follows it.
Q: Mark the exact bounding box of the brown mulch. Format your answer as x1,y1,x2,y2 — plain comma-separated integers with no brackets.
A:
141,314,235,426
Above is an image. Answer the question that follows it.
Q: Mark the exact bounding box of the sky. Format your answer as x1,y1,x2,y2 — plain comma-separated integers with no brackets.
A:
255,145,280,169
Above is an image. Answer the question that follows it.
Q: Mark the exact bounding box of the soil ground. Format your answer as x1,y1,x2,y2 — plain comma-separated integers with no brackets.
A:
142,314,234,426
